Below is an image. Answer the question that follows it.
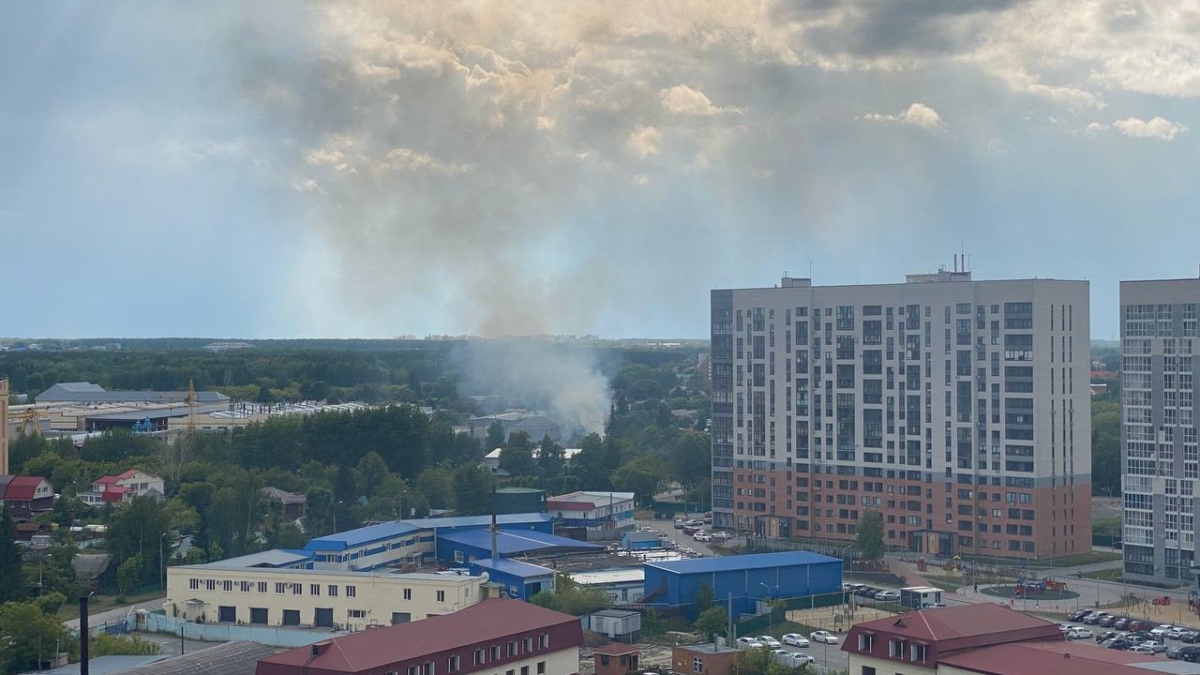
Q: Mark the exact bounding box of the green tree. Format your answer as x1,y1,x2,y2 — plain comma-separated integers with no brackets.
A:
452,465,495,516
1092,400,1121,496
856,510,884,561
105,497,170,589
573,432,609,489
117,554,142,596
499,432,536,477
693,606,727,640
671,431,711,488
610,455,667,506
485,421,506,451
356,451,389,499
536,435,565,478
696,582,716,612
415,467,455,511
35,591,67,616
0,601,71,674
0,505,26,602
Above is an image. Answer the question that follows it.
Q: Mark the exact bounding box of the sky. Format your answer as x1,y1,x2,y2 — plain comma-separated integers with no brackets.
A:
1,1,1198,341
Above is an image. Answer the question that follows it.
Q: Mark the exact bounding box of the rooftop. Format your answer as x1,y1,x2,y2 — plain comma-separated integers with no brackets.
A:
37,382,230,404
569,568,645,586
936,640,1198,675
470,557,556,579
399,512,553,530
645,551,839,575
121,640,278,675
438,528,603,555
3,476,49,501
304,521,422,552
195,548,312,569
848,603,1058,645
593,643,639,655
257,599,580,673
548,491,635,505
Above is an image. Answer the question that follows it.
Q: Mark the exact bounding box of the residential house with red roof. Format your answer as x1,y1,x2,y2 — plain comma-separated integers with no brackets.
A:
81,469,165,505
844,604,1169,675
254,598,583,675
0,475,54,518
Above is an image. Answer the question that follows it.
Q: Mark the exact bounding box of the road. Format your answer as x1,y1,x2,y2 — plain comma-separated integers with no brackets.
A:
64,597,165,633
634,517,718,557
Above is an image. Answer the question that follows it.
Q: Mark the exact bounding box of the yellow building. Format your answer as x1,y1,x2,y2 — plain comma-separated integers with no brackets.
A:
164,549,486,631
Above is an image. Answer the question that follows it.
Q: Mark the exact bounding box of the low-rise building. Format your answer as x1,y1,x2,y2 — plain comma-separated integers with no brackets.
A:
838,604,1168,675
620,531,661,551
165,549,484,631
81,469,165,505
0,475,54,518
467,558,555,601
593,643,641,675
547,491,635,541
672,644,739,675
254,598,584,675
261,487,307,520
569,568,645,604
588,609,641,643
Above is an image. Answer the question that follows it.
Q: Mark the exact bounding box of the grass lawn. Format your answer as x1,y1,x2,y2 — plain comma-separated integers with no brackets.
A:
1028,551,1122,569
1081,568,1124,582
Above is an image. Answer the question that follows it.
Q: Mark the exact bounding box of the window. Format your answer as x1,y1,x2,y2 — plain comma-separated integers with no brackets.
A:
448,655,460,673
189,578,200,591
311,584,320,596
508,642,517,657
422,662,434,675
475,649,485,665
222,580,233,592
490,646,500,661
404,588,412,600
348,609,366,618
539,634,549,649
275,582,287,594
521,667,529,675
408,667,418,675
328,585,338,597
346,585,357,598
257,581,267,593
537,662,546,675
858,634,874,651
693,657,704,673
911,644,928,663
861,668,876,675
293,583,303,595
437,590,446,602
523,637,533,653
889,639,904,658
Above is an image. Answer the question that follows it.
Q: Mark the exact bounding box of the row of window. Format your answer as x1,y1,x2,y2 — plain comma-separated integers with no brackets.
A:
390,636,551,675
185,578,452,603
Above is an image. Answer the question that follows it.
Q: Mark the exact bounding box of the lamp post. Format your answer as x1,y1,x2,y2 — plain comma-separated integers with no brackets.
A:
759,583,773,635
160,532,168,591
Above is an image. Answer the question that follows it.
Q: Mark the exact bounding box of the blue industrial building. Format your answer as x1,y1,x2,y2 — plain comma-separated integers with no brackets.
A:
468,558,556,601
437,528,602,564
621,531,661,550
642,551,841,619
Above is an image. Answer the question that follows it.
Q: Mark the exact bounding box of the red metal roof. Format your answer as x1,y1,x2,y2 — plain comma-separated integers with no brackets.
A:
593,644,639,656
117,469,142,480
4,477,50,501
256,598,582,674
937,640,1161,675
94,476,120,485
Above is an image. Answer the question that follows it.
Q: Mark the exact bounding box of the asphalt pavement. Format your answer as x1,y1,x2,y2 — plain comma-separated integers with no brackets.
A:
64,597,166,632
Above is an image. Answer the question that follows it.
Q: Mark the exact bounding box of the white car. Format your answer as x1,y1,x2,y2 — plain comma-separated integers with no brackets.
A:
710,531,730,540
811,631,840,644
693,532,713,542
782,633,811,648
737,637,764,650
771,650,815,667
1141,641,1168,654
1067,627,1093,640
874,591,899,601
758,636,781,648
1151,625,1175,638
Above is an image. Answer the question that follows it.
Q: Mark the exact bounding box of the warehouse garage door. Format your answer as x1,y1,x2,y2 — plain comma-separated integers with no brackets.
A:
249,608,268,625
314,608,334,628
218,606,236,623
282,610,301,626
391,612,411,625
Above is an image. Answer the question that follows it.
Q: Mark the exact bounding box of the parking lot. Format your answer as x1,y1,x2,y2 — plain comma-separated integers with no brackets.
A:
1057,609,1200,660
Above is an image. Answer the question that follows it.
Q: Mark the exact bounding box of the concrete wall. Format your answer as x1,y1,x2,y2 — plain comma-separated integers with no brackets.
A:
135,612,348,648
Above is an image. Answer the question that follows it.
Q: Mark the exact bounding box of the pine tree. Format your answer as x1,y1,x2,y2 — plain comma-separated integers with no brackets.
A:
0,505,26,603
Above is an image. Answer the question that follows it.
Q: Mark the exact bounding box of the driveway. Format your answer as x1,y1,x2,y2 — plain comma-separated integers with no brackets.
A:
65,597,166,633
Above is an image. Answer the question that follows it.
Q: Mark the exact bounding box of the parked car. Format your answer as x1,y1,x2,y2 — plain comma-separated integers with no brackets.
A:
673,519,685,529
1096,631,1118,643
684,519,705,528
810,631,840,644
1056,623,1072,633
693,532,712,542
711,531,730,541
736,637,764,650
1168,646,1184,660
758,636,781,649
1113,618,1131,631
1141,641,1168,654
782,633,810,648
875,591,900,601
1068,627,1093,640
771,650,814,667
1107,639,1134,650
1166,627,1190,640
1069,609,1095,622
1083,613,1109,625
1179,646,1200,662
1100,615,1120,627
1128,645,1155,655
1150,625,1173,638
923,602,947,608
1179,631,1200,643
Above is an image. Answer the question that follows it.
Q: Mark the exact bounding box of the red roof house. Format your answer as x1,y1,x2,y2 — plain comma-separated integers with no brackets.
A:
255,598,583,675
1,476,55,518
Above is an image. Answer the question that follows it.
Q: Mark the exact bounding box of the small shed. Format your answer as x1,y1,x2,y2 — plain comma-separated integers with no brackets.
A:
593,643,640,675
672,644,740,675
900,586,944,609
589,609,642,643
621,531,661,551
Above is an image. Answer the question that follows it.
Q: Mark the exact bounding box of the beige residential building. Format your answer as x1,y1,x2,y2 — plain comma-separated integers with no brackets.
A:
0,379,8,475
165,549,484,631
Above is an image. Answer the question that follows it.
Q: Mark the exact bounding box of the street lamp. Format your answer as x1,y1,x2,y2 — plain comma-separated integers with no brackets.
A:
759,583,774,635
160,532,169,591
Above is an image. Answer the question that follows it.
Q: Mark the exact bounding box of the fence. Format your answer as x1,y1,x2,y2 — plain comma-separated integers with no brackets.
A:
735,592,845,635
132,612,349,648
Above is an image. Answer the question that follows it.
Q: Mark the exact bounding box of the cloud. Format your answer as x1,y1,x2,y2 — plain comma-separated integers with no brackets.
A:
861,103,945,129
627,126,663,159
1084,116,1189,141
1111,116,1190,141
660,85,732,116
987,138,1015,153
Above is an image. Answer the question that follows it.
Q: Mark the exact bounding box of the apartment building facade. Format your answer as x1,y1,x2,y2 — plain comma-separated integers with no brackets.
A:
711,272,1091,560
1119,279,1200,584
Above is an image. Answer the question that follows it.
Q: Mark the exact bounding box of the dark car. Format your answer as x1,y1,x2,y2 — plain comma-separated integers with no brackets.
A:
1083,613,1109,625
1096,631,1118,643
1108,639,1134,651
1100,615,1120,627
1070,610,1094,622
1180,632,1200,644
1128,631,1153,642
1113,618,1130,631
1182,646,1200,663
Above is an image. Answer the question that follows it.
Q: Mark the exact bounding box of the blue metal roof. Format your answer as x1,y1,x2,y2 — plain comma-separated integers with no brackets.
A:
470,557,556,579
439,528,602,555
400,513,552,529
644,551,839,575
304,521,421,552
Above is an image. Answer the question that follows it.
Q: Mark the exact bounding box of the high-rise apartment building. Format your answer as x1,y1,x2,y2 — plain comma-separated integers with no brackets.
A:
710,271,1091,560
1119,279,1200,584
